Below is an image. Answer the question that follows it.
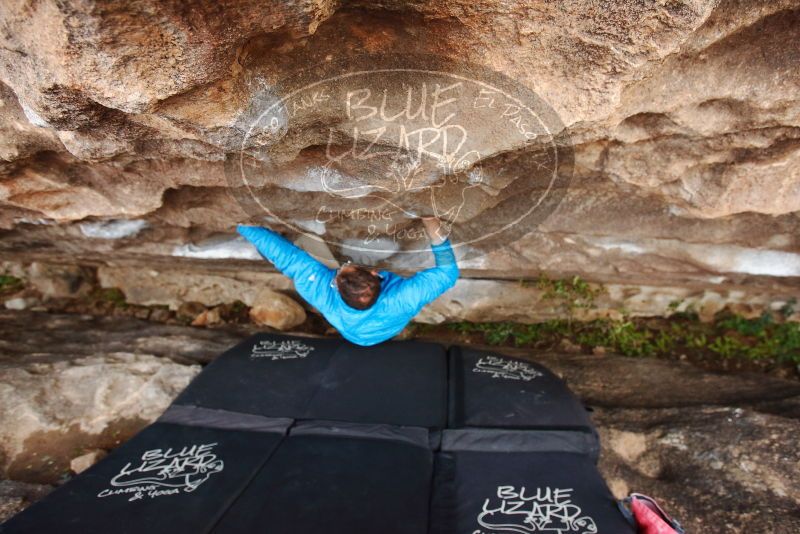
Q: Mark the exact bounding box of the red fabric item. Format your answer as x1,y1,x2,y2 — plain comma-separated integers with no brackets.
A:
632,497,680,534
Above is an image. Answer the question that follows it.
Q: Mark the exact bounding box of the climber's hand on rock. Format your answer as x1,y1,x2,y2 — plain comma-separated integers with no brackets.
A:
421,217,449,245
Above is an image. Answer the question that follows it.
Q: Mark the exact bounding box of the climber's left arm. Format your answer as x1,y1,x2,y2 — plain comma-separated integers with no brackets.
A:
392,221,460,314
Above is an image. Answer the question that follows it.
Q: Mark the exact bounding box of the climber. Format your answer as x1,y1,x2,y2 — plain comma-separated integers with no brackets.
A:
237,217,459,346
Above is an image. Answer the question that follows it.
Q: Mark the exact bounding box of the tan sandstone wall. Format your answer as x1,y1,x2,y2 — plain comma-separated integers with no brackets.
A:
1,0,798,319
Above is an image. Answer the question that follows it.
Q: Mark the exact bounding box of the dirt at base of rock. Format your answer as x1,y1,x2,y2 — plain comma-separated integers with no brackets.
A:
0,480,53,523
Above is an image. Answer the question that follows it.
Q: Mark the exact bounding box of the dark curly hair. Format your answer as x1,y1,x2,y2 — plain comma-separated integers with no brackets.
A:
335,265,382,310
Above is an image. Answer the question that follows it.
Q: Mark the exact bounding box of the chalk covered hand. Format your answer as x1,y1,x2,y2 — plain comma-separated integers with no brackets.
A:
421,217,450,245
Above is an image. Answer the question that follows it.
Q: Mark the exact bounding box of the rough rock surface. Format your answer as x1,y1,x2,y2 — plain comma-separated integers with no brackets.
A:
0,480,52,524
1,310,799,531
471,347,800,534
0,310,249,365
95,264,293,310
0,1,797,318
0,311,205,482
596,407,800,533
248,288,307,330
0,353,199,482
69,449,107,475
4,255,800,326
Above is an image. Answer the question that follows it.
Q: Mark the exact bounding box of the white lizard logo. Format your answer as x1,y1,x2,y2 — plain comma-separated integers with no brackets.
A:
250,340,315,360
472,356,542,381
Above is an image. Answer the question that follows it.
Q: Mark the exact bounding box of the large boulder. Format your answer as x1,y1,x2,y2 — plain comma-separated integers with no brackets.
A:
248,288,307,330
0,1,797,318
0,352,199,483
0,310,215,483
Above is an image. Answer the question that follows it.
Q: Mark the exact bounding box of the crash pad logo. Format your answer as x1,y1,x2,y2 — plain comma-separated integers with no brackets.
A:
473,356,543,381
227,53,573,262
250,339,315,360
97,442,224,502
476,486,597,534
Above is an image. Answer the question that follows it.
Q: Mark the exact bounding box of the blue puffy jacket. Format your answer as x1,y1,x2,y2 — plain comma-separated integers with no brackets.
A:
238,225,460,346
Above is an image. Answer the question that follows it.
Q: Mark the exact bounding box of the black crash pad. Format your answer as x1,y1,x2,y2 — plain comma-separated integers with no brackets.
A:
173,334,447,428
430,433,635,534
212,422,434,534
0,408,289,534
3,336,634,534
448,345,596,435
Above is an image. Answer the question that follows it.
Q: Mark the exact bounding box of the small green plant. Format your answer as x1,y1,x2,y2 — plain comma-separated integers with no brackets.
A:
436,310,799,366
607,321,656,357
708,336,746,358
537,274,601,309
653,330,675,353
764,321,800,363
686,332,707,349
709,312,800,363
0,275,23,292
573,320,656,357
447,322,479,335
511,325,541,346
716,313,772,337
230,300,248,314
546,320,573,336
534,274,604,322
479,322,517,346
780,298,797,318
575,323,605,348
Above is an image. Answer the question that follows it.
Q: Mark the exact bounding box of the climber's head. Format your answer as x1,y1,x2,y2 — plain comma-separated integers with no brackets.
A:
334,263,382,310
